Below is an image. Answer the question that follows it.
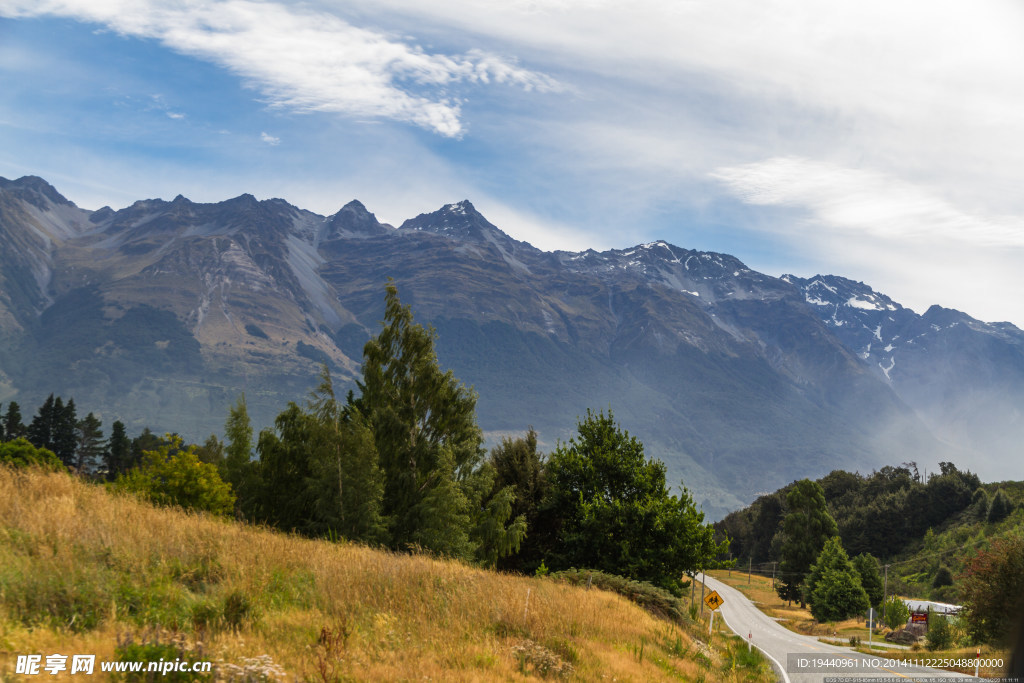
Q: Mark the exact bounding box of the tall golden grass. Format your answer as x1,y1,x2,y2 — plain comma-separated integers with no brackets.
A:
0,466,770,681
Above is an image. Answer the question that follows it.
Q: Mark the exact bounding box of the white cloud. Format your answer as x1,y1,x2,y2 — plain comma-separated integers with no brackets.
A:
712,157,1024,325
712,157,1024,249
0,0,561,137
260,131,280,146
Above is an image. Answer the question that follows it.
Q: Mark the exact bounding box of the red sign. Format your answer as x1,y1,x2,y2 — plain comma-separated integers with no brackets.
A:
911,612,928,623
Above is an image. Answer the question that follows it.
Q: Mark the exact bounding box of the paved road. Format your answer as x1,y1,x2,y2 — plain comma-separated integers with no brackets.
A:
698,574,974,683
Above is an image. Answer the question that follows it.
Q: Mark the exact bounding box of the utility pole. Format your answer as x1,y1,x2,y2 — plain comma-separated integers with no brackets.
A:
771,561,776,589
748,557,752,585
882,564,890,624
700,566,706,618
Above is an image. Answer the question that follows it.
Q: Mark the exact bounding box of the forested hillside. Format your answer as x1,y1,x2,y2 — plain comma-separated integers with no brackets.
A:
716,463,1024,605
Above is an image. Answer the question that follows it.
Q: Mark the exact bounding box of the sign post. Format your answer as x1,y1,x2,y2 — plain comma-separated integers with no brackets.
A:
703,590,724,636
867,607,874,648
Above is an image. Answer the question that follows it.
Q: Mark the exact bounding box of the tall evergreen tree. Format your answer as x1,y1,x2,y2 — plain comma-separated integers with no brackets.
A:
489,429,550,571
105,420,132,480
3,401,26,442
253,404,319,531
805,536,870,622
223,393,255,501
306,366,388,544
27,394,58,451
357,282,521,560
0,404,4,442
776,478,838,607
852,552,884,607
51,397,78,467
74,412,104,474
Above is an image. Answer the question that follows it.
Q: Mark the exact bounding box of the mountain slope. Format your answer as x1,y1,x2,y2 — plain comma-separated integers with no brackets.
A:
785,274,1024,474
1,176,1019,517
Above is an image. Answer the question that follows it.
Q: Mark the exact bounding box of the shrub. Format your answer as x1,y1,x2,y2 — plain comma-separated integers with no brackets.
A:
113,435,235,516
550,568,687,622
882,595,910,629
926,611,954,651
0,438,64,470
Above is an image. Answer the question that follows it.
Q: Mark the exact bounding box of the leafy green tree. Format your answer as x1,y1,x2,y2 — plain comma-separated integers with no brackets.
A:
2,401,25,441
113,434,235,516
882,595,910,629
776,478,838,606
357,282,522,561
195,434,225,467
0,437,64,470
805,536,870,622
960,534,1024,644
542,409,724,594
104,420,132,480
489,429,550,571
74,412,104,474
926,610,955,651
852,552,884,607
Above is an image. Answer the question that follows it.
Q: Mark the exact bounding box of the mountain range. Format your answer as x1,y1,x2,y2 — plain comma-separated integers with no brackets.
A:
2,175,1021,518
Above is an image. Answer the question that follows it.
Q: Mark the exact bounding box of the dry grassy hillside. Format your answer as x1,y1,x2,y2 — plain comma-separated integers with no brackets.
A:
0,466,770,681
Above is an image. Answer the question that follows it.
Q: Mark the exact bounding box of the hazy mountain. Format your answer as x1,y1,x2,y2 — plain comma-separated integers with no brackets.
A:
1,176,1019,518
784,274,1024,476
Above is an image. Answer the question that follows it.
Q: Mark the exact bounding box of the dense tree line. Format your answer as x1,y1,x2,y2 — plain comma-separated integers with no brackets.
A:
1,282,725,592
204,283,725,590
1,396,142,478
717,462,984,565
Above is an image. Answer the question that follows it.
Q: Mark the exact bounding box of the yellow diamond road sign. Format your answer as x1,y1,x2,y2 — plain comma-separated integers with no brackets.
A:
704,590,724,611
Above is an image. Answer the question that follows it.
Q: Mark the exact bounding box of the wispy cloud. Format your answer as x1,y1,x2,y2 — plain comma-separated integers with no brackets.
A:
712,157,1024,249
260,131,280,146
0,0,560,137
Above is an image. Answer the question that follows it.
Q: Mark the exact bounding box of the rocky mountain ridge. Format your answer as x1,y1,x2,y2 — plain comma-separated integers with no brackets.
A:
2,175,1020,517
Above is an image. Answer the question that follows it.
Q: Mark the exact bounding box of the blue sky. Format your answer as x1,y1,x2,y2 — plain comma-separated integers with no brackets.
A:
2,0,1023,326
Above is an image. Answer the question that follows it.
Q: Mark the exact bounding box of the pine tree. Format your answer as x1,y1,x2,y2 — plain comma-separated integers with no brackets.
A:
805,536,870,622
3,401,26,441
74,412,104,474
852,552,884,607
51,397,79,467
105,420,132,480
776,478,838,607
28,394,58,451
987,489,1013,523
0,404,4,442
